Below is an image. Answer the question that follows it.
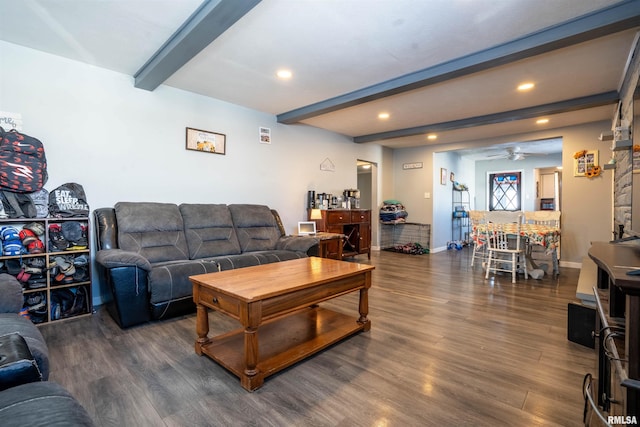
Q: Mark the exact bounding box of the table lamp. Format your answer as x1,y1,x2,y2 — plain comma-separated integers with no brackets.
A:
310,209,322,220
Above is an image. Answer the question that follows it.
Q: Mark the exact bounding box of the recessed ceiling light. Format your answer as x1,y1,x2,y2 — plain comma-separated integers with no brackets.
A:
378,113,390,120
276,69,292,79
536,118,549,124
517,82,535,91
427,134,437,140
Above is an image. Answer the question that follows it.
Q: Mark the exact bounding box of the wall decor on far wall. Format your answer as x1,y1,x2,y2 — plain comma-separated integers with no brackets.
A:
186,127,226,155
402,162,423,170
320,157,335,172
440,168,447,185
573,149,598,177
633,146,640,173
259,126,271,144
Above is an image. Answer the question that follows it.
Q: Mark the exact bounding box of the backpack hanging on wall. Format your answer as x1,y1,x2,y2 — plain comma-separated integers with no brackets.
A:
48,183,89,218
28,188,49,218
0,127,48,193
0,191,37,218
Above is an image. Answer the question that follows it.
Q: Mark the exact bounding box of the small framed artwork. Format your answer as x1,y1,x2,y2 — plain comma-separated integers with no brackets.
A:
186,127,226,155
259,127,271,144
440,168,447,185
574,150,598,177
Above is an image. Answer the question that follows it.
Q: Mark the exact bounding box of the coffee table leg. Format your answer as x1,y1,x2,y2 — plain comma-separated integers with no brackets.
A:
358,287,370,331
241,304,263,391
195,303,209,355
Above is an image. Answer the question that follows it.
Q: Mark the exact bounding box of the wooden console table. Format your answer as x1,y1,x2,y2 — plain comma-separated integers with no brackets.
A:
588,241,640,416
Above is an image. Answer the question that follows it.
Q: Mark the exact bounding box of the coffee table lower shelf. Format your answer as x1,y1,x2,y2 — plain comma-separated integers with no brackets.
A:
198,306,366,391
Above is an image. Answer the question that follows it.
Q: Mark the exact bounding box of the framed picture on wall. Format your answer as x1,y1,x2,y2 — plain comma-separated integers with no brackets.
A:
186,127,226,155
574,150,598,177
440,168,447,185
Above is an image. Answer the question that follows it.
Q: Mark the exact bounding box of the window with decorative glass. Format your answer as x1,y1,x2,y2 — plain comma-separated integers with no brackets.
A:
489,172,521,211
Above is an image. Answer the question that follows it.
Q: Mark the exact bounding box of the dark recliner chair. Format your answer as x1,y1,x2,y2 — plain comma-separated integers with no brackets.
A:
0,274,94,426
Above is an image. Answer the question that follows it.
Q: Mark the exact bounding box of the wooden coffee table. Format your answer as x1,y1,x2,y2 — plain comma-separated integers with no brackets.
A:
190,257,374,391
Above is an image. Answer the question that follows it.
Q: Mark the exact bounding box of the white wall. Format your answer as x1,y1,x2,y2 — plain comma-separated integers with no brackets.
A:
0,41,388,304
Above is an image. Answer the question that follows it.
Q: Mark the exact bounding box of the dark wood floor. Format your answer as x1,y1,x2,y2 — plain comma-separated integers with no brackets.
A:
40,248,595,426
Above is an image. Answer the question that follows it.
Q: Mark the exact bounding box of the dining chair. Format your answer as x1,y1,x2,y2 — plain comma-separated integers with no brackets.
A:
483,211,527,283
524,210,561,227
468,210,488,267
523,210,561,270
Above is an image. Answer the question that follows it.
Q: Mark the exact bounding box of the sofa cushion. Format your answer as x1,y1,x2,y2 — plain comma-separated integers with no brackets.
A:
0,332,42,391
148,260,218,305
0,381,95,426
179,204,241,259
228,204,281,252
0,314,49,381
115,202,189,263
0,274,23,314
215,250,307,271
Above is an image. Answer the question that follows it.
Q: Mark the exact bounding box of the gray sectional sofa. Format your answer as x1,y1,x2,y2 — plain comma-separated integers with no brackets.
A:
94,202,318,328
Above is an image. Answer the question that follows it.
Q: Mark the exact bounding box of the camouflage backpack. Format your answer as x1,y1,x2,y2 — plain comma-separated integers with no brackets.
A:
0,127,48,193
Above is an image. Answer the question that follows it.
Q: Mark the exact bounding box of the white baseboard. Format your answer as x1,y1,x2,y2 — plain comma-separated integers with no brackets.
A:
560,260,581,269
431,246,449,253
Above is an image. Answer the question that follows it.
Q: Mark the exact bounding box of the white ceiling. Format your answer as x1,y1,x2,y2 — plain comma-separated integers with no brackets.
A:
1,0,638,157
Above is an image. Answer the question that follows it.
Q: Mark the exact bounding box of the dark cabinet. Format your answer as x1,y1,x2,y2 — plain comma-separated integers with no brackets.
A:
309,209,371,259
586,242,640,419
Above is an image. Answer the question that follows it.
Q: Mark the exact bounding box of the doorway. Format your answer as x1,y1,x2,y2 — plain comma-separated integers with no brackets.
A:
357,160,378,247
535,167,562,211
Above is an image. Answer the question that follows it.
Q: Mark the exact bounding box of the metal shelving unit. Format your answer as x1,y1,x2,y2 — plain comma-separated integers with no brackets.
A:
451,188,470,245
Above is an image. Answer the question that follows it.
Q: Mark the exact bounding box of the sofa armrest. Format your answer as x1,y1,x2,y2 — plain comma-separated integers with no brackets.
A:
0,274,23,314
95,249,152,272
276,236,319,253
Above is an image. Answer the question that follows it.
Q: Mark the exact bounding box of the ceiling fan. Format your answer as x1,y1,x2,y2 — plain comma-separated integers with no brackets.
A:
487,147,547,161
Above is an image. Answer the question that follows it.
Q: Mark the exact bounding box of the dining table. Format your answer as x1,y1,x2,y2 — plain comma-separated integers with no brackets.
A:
472,223,561,277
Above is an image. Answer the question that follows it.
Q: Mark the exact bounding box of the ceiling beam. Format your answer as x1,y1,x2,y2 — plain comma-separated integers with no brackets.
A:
134,0,261,91
353,91,619,143
618,31,640,111
277,0,640,124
